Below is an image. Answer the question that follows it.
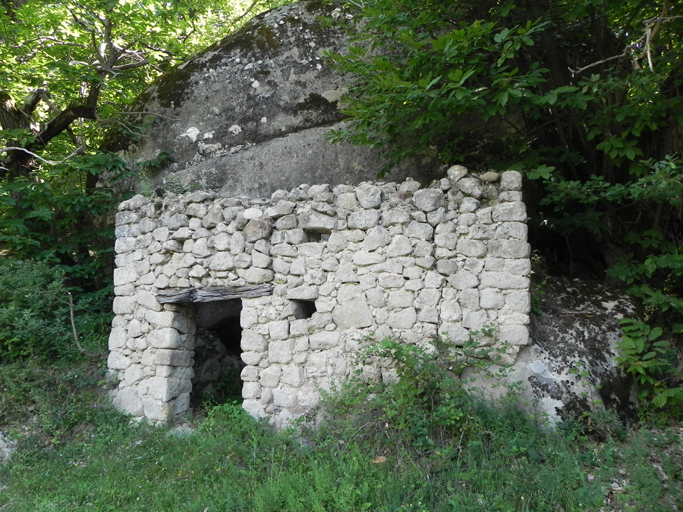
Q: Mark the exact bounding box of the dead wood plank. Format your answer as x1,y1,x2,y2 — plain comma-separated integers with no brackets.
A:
156,285,274,304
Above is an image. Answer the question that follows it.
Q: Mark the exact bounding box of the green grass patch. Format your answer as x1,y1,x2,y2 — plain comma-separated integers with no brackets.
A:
1,345,682,511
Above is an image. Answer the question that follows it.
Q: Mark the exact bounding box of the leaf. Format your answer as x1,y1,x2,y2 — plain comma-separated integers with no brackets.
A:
371,455,387,463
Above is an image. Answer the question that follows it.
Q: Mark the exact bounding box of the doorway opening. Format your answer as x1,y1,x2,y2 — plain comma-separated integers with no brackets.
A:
191,299,244,408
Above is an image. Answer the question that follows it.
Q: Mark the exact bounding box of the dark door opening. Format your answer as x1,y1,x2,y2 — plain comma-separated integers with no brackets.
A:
191,299,244,408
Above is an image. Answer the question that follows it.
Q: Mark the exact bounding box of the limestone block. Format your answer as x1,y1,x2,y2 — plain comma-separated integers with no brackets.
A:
128,319,143,338
447,165,468,185
241,351,265,366
356,184,382,208
252,250,272,269
384,235,411,258
332,297,374,329
424,271,445,288
275,214,297,230
113,266,137,287
109,327,127,350
241,330,267,352
308,330,340,350
242,382,261,399
434,232,457,250
209,252,235,271
189,265,207,278
427,208,446,226
114,388,144,416
299,211,337,233
480,288,504,309
387,307,417,329
505,259,531,276
439,322,470,344
115,211,140,226
281,367,305,387
440,301,462,322
270,243,298,257
492,202,527,223
272,388,298,408
244,267,274,284
260,366,282,388
241,366,259,382
353,251,386,266
243,207,263,220
364,226,391,251
499,324,529,345
270,339,295,363
108,351,131,370
476,207,493,224
154,349,193,367
348,210,380,230
496,222,528,241
462,309,488,330
416,257,436,270
335,192,360,211
418,306,439,323
378,273,404,289
272,258,291,275
436,260,459,275
457,240,487,258
147,328,182,349
269,320,290,340
499,191,523,202
326,232,348,253
501,171,522,191
146,310,177,329
469,224,495,240
287,285,319,300
479,272,529,290
242,399,266,418
415,288,440,308
448,270,479,289
141,398,173,422
387,290,414,309
365,288,386,308
413,189,444,212
244,219,273,242
291,319,309,336
405,221,434,240
113,296,137,315
504,290,531,312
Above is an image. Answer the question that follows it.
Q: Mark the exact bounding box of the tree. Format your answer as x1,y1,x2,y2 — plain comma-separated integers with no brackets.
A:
327,0,682,296
0,0,284,286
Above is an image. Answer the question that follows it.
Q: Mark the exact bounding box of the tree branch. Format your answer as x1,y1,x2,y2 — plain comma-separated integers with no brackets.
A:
66,292,106,358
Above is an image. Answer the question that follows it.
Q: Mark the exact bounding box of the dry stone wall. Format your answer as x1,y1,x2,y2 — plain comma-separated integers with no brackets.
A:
108,166,531,425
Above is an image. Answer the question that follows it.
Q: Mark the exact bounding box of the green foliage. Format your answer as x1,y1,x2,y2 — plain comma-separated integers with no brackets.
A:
0,0,288,290
2,354,683,511
327,0,683,177
617,318,683,411
0,259,111,362
323,333,513,452
0,153,130,286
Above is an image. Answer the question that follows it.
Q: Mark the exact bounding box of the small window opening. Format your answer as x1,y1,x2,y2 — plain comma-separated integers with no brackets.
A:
191,299,243,408
303,230,321,242
291,300,317,319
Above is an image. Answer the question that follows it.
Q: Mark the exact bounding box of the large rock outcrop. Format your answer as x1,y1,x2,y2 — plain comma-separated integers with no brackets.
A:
108,1,442,197
481,277,638,426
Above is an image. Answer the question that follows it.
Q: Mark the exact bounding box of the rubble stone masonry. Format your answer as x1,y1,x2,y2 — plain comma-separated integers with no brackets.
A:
108,166,530,425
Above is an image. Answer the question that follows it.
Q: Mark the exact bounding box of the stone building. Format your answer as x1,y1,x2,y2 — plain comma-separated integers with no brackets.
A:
108,166,531,426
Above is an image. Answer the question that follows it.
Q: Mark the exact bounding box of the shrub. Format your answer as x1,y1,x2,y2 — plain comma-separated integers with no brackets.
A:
0,259,111,362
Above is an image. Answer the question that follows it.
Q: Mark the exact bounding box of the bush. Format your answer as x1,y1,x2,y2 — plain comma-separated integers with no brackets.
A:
0,259,111,362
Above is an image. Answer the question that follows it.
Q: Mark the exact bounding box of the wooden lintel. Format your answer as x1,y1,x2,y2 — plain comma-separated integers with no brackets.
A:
156,285,274,304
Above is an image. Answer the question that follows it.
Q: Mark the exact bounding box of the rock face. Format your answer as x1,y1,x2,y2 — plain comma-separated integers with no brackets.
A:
502,277,637,426
109,1,442,197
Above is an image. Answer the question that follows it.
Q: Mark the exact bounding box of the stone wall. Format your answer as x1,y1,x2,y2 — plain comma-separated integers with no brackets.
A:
108,166,531,425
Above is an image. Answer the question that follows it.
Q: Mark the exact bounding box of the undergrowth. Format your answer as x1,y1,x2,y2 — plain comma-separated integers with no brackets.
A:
0,338,681,511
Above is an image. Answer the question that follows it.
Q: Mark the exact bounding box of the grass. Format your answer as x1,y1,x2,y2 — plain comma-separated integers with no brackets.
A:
0,359,682,512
